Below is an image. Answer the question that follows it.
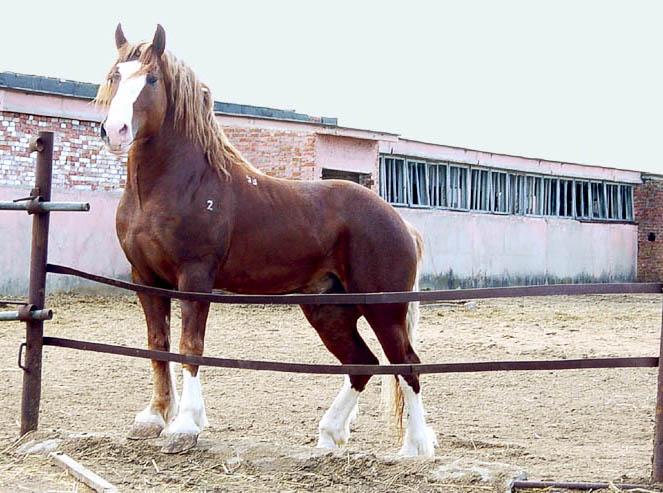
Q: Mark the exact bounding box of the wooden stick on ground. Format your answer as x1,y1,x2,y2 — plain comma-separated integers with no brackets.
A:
49,451,117,493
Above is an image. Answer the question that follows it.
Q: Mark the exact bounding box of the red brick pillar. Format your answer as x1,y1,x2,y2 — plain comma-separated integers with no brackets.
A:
635,175,663,281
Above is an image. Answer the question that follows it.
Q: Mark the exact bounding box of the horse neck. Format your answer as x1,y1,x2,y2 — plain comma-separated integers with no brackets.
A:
126,117,216,199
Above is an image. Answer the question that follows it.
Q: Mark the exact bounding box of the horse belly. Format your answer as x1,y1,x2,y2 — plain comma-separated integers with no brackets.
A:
216,254,332,295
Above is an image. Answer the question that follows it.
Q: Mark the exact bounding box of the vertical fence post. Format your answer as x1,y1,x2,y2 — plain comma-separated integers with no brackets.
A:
653,295,663,482
20,131,54,435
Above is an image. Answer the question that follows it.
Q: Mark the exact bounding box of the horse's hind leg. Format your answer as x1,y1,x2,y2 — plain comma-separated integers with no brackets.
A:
361,304,437,457
300,304,378,448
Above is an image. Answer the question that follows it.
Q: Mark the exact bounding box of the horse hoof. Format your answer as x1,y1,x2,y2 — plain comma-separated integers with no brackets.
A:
398,426,438,457
127,422,163,440
161,433,198,454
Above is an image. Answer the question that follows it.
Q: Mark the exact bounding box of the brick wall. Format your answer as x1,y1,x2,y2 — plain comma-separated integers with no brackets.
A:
223,126,317,180
0,111,126,191
634,177,663,281
0,111,319,190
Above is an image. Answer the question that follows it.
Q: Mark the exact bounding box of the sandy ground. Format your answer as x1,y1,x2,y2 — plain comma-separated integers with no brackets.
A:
0,293,662,492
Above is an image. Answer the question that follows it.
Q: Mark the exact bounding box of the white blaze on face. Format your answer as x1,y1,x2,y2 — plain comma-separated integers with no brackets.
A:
104,60,146,154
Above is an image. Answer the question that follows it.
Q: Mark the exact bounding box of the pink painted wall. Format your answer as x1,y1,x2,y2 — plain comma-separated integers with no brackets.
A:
0,186,127,295
314,134,378,177
400,208,637,287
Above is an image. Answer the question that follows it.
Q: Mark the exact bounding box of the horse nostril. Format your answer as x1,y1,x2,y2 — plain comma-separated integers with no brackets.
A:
119,124,128,136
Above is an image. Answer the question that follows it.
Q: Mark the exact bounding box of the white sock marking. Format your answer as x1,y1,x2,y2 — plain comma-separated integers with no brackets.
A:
397,376,437,457
134,362,179,428
317,376,360,448
165,367,208,436
135,361,178,428
134,406,166,428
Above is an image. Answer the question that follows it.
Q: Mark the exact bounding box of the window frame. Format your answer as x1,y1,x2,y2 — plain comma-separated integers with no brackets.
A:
491,170,509,214
447,164,470,211
378,154,636,223
427,161,448,208
379,156,408,206
406,159,429,208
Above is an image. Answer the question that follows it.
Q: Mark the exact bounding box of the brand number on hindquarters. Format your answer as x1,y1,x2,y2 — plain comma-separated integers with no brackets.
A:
246,175,258,186
206,200,214,211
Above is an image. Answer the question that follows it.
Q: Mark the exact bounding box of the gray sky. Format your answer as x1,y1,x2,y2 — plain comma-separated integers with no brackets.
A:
3,0,661,173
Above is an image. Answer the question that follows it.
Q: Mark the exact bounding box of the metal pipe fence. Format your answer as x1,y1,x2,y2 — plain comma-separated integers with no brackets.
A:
3,131,663,487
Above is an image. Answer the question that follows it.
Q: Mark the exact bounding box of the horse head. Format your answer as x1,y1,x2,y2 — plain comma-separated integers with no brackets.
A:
98,24,168,155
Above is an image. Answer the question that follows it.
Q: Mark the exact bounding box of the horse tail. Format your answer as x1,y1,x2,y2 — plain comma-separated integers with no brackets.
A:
382,222,424,438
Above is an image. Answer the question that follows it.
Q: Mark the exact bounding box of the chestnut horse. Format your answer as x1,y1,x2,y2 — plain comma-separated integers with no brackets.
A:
97,24,437,456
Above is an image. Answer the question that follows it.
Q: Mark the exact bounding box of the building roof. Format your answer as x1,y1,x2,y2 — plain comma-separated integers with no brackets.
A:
0,71,337,126
0,72,646,178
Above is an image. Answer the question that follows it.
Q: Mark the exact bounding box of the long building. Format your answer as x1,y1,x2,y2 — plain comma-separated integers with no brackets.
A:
1,71,661,294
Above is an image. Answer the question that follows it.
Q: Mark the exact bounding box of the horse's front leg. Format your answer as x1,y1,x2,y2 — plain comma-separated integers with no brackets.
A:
161,267,213,453
129,289,178,439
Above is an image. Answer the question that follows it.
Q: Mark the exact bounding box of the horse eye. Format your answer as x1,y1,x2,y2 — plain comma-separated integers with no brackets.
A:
146,74,158,85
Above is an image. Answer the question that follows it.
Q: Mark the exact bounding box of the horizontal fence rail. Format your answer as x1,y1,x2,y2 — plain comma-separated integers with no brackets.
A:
511,480,650,491
0,309,52,322
47,264,663,305
0,201,90,213
42,337,659,375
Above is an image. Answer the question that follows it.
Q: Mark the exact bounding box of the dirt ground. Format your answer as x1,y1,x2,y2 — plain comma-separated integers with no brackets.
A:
1,293,662,492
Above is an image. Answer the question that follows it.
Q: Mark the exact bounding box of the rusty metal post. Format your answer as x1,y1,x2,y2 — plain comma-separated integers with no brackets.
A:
653,295,663,482
20,132,53,435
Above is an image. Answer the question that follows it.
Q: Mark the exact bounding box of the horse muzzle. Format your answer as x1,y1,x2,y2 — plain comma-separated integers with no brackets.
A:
100,118,133,155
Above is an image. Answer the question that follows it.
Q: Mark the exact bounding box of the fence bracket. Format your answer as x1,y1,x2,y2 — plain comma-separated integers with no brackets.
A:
17,342,27,371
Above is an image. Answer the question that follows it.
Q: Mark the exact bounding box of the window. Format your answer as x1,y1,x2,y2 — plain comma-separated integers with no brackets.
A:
509,174,525,214
322,168,372,188
606,183,619,219
428,163,447,207
620,185,633,221
604,183,634,221
378,154,635,223
448,165,468,209
559,179,574,217
491,171,508,213
526,176,543,215
575,180,590,218
470,169,491,211
407,160,428,206
591,182,606,219
380,157,407,205
542,178,558,215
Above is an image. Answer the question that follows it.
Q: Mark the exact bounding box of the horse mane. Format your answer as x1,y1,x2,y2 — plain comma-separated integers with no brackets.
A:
96,42,259,177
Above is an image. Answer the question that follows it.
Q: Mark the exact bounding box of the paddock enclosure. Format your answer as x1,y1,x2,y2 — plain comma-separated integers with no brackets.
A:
3,133,663,492
1,294,661,492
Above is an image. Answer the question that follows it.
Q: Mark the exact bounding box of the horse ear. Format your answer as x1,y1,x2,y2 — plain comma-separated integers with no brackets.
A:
152,24,166,57
115,23,127,50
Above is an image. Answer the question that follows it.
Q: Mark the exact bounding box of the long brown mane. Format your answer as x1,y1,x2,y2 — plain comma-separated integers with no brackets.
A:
96,42,257,176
